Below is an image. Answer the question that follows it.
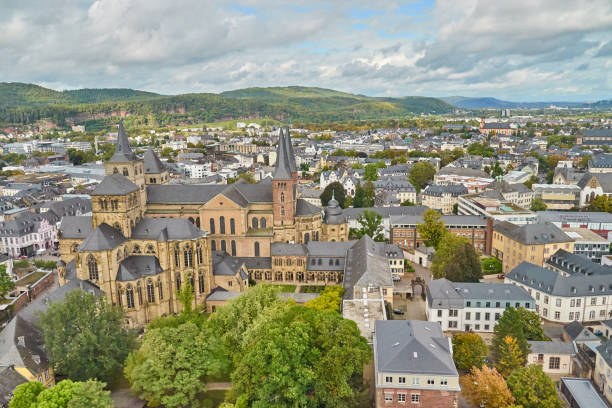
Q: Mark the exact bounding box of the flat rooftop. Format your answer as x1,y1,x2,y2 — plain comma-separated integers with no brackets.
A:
342,298,386,344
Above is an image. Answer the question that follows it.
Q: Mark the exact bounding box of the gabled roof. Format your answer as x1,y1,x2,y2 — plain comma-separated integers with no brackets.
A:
494,221,572,245
563,321,598,342
91,173,139,196
343,235,393,297
295,198,321,216
0,366,28,407
0,316,48,376
375,320,459,377
59,216,92,239
78,223,127,251
143,148,166,174
271,243,308,256
109,121,136,163
131,217,205,241
116,255,164,282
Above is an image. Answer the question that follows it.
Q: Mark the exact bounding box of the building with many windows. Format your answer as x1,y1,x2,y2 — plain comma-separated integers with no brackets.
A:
425,278,534,332
373,320,460,408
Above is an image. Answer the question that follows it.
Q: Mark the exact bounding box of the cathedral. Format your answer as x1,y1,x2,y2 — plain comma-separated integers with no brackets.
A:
57,122,349,326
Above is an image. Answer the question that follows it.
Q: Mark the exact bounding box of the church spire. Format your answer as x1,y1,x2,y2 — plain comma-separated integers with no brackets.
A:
283,126,297,177
273,127,292,180
109,120,136,163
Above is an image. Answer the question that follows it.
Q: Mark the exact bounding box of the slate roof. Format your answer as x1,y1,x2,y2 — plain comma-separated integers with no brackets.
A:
0,316,47,376
306,241,356,257
0,366,28,407
78,223,127,251
131,217,205,241
343,235,393,298
116,255,164,282
437,166,490,178
146,182,273,205
43,197,92,217
0,211,59,238
596,339,612,367
233,257,272,269
421,184,468,197
563,321,598,342
506,261,612,298
109,121,136,162
342,205,428,222
212,251,248,279
91,173,139,196
554,167,585,183
427,278,533,309
273,127,293,180
59,216,92,239
295,198,321,216
547,249,612,276
271,243,308,256
374,320,459,377
143,148,166,174
494,221,572,245
528,341,576,355
487,180,531,194
391,214,487,227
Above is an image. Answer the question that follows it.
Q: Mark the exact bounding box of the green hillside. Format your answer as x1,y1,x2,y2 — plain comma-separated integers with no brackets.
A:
0,83,454,126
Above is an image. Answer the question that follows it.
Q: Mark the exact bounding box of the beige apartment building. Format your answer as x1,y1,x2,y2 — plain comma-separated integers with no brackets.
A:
492,222,574,273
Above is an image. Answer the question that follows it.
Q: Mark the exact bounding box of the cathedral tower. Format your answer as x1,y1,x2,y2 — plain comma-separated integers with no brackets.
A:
272,128,297,231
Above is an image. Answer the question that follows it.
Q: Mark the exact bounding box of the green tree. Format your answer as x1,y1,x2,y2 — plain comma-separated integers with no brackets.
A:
440,239,482,282
69,380,113,408
320,182,346,208
236,172,256,184
523,175,539,189
400,200,415,206
492,307,540,366
232,305,371,408
408,162,436,193
352,210,385,241
481,257,502,275
0,264,15,300
507,365,562,408
9,381,45,408
495,336,525,377
363,181,376,207
36,380,79,408
530,197,547,211
417,209,448,249
364,163,378,181
305,286,344,312
125,322,229,408
299,163,309,172
452,203,458,214
588,195,612,213
460,366,514,408
516,307,547,341
353,181,365,208
38,291,134,383
452,333,488,373
467,142,494,157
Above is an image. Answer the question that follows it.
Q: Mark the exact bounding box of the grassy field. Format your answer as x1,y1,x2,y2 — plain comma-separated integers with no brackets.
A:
299,285,327,293
263,284,297,292
15,271,46,286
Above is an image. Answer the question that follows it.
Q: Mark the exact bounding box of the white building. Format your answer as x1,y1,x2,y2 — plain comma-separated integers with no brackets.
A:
426,278,535,332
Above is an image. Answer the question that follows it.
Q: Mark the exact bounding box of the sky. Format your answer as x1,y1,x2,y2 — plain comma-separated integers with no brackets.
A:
1,0,611,102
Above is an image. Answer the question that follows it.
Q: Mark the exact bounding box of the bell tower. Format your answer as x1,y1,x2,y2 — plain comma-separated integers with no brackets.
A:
272,127,297,234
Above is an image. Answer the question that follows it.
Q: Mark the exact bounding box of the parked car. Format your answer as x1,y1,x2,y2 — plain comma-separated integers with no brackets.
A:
497,274,505,279
393,308,405,315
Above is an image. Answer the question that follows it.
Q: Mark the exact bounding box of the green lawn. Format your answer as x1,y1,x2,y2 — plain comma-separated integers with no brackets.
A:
15,271,47,286
263,284,297,293
299,285,327,293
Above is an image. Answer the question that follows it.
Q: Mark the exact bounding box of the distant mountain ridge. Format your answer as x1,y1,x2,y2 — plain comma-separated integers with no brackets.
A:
0,83,454,125
442,95,612,109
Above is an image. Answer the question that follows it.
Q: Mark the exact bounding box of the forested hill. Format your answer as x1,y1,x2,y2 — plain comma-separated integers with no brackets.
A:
0,83,454,126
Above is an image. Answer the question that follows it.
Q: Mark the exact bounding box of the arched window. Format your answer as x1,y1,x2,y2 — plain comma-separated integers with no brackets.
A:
280,192,285,203
198,273,205,294
189,274,195,293
335,259,340,266
133,244,141,254
281,206,285,216
230,218,235,234
188,217,195,225
220,216,226,234
87,255,98,281
209,218,216,234
113,167,118,174
123,168,129,176
158,279,163,300
197,244,203,264
126,285,135,308
315,231,319,241
184,247,193,267
231,240,236,256
211,240,216,251
137,282,143,305
174,246,180,267
116,286,122,306
221,240,227,253
196,218,200,228
176,274,182,291
252,217,259,228
260,217,266,228
146,245,155,254
147,280,155,303
304,233,310,244
254,242,260,257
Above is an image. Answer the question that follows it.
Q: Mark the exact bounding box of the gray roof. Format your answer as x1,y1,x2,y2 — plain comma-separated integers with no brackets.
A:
143,148,166,174
528,341,576,355
0,316,47,376
43,197,92,217
131,217,205,241
212,251,248,279
0,366,28,407
0,210,59,238
78,223,127,251
563,321,598,342
547,250,612,276
507,261,612,298
233,256,272,269
487,180,531,194
91,173,139,196
59,216,92,239
295,198,321,216
560,377,609,408
536,211,612,225
146,182,272,205
116,255,164,282
342,205,428,222
577,173,612,192
109,121,136,163
597,339,612,368
437,166,490,178
306,241,356,257
427,278,533,309
553,167,585,183
421,184,468,197
391,214,487,227
273,127,293,180
271,243,308,256
343,235,393,298
494,221,572,245
375,320,459,377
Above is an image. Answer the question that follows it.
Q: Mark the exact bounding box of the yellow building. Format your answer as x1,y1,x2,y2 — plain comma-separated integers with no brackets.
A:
58,123,349,327
492,221,574,274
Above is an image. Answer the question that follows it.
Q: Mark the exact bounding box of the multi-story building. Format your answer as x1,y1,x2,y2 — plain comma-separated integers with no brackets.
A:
589,154,612,173
373,320,460,408
578,172,612,207
536,211,612,239
426,278,534,332
532,184,581,210
390,214,492,254
479,118,515,136
526,341,576,376
561,229,610,263
505,261,612,324
434,167,493,193
457,194,537,225
492,221,574,273
594,340,612,405
576,128,612,146
420,184,467,214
